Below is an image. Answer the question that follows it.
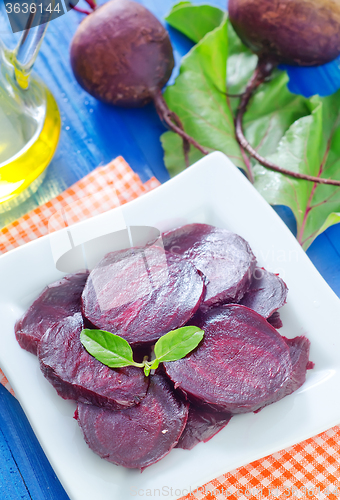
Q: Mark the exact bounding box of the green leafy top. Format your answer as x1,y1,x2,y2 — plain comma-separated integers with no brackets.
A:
162,17,246,176
80,326,204,376
165,1,225,44
161,2,340,249
253,93,340,248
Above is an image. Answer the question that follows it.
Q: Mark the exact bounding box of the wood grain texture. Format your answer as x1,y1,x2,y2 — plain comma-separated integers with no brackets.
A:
0,384,69,499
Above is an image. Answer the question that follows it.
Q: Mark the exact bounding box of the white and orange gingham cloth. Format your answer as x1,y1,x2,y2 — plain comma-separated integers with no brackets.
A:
1,156,340,500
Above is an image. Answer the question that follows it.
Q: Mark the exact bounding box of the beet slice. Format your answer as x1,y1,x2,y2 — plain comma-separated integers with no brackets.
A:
38,313,148,410
82,245,205,346
15,272,89,355
239,267,288,319
175,405,232,450
284,336,313,394
164,304,293,414
162,224,256,309
267,311,283,329
75,374,189,469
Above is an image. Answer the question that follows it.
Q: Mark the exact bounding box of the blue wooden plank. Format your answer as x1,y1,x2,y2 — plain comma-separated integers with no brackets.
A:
0,426,31,500
0,385,70,500
307,227,340,298
323,222,340,263
285,58,340,98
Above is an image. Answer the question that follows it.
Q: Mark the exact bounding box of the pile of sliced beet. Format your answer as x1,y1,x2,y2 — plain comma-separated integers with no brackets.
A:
14,223,313,470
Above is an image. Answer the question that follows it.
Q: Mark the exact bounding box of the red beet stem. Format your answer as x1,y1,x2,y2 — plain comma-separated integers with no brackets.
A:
167,108,191,168
84,0,96,10
69,0,96,14
153,90,209,166
69,2,92,14
235,59,340,187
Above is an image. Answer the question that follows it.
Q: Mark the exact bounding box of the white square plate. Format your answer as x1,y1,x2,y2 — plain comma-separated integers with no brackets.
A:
1,152,340,500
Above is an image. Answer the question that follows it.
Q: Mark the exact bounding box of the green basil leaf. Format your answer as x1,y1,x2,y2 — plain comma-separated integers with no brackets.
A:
154,326,204,363
80,329,139,369
165,2,224,44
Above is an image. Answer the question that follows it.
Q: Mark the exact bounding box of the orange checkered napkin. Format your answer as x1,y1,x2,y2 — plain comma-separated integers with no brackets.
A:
2,156,340,500
0,156,159,255
180,426,340,500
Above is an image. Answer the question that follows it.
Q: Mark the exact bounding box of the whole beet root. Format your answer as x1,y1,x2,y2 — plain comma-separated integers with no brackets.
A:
228,0,340,187
70,0,208,162
229,0,340,66
70,0,174,107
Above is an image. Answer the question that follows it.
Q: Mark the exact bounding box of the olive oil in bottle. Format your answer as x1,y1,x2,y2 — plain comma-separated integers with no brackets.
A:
0,88,61,211
0,25,61,212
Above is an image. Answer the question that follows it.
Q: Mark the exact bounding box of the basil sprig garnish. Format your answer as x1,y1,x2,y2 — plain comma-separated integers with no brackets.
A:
80,326,204,376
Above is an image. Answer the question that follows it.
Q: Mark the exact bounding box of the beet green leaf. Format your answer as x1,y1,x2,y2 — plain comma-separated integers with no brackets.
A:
165,1,224,44
161,18,246,176
253,92,340,249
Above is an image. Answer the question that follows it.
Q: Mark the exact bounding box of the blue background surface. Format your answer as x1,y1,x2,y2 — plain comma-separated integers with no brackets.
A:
0,0,340,497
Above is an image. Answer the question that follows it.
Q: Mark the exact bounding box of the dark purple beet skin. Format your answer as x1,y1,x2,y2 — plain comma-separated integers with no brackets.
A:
70,0,174,107
175,404,232,451
82,245,205,346
75,374,189,469
38,313,148,410
164,304,294,414
162,224,256,309
239,267,288,319
284,336,313,394
228,0,340,66
15,272,89,355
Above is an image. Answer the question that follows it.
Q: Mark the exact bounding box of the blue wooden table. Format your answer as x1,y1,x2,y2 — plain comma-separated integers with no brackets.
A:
1,0,340,498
